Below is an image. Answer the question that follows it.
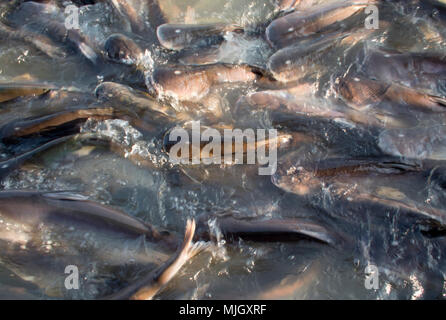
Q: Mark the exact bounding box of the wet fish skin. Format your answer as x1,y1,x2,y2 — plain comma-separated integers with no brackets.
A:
0,135,74,179
362,48,446,96
267,28,374,83
104,33,144,66
267,31,353,83
40,20,100,64
108,0,163,36
378,125,446,160
0,84,51,103
151,64,259,102
273,156,424,196
338,75,446,112
0,106,120,141
266,0,376,49
196,216,342,246
7,2,100,64
0,190,166,239
157,23,243,51
351,192,446,228
0,190,336,299
108,219,207,300
95,81,177,119
0,190,183,298
238,87,410,129
163,122,294,163
0,21,67,59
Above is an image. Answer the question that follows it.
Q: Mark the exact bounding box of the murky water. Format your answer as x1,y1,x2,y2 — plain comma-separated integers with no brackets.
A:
0,0,446,299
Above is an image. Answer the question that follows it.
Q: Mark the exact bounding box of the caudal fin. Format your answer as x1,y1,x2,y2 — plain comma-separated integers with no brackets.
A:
128,219,208,300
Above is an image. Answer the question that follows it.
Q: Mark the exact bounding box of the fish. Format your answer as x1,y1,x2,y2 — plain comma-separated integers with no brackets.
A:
0,83,52,103
351,191,446,228
6,2,100,64
0,190,205,299
157,23,243,51
336,76,446,120
107,219,207,300
94,82,177,119
162,122,295,164
266,0,376,49
103,33,144,66
267,34,341,82
255,260,321,299
109,0,165,36
378,125,446,160
150,63,260,102
0,21,67,60
0,135,75,179
272,156,424,196
0,106,121,142
0,190,338,298
267,27,377,83
237,87,411,129
361,48,446,96
196,216,342,246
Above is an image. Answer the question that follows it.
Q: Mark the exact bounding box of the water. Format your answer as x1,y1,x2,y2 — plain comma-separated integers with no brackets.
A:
0,0,445,299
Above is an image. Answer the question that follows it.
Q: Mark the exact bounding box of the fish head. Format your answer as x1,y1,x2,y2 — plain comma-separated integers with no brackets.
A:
104,34,143,65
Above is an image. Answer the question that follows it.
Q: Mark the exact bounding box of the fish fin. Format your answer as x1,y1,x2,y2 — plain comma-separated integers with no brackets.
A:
130,219,206,300
77,42,99,64
375,160,422,173
0,135,75,178
428,95,446,108
216,217,339,245
179,166,205,185
41,191,89,201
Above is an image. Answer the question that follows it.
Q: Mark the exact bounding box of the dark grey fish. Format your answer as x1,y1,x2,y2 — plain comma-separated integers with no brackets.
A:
0,190,203,299
379,125,446,160
104,33,144,66
0,21,67,59
156,23,243,51
7,2,100,64
362,48,446,96
0,135,74,179
266,0,375,48
0,106,120,141
267,29,370,83
109,0,165,36
196,216,342,246
0,189,338,299
337,75,446,113
354,191,446,227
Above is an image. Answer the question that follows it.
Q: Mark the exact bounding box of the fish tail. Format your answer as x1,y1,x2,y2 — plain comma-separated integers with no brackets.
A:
129,219,208,300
